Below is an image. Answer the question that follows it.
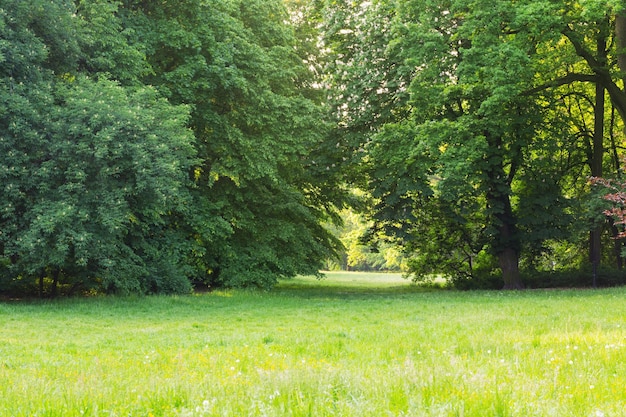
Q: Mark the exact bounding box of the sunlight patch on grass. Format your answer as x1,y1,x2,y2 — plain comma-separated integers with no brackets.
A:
1,278,625,416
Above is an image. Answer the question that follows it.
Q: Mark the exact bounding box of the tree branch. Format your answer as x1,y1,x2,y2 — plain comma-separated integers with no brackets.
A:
562,24,626,125
523,73,598,96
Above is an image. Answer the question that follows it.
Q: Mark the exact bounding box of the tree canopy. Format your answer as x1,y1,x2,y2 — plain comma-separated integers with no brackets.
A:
322,0,626,288
0,0,340,296
2,0,626,295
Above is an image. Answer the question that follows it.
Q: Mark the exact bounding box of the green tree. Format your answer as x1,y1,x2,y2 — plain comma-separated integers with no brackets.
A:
121,0,341,288
516,0,626,277
0,1,198,295
1,76,197,295
319,0,626,288
331,0,575,288
324,207,405,272
365,0,536,288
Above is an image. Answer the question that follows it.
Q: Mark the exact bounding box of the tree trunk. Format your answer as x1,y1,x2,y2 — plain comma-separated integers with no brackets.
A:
603,12,626,124
590,77,605,287
51,268,60,298
615,11,626,86
499,247,522,290
484,132,524,290
563,18,626,127
495,201,523,290
612,11,626,271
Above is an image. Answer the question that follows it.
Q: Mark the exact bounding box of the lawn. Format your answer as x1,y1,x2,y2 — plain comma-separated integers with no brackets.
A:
1,272,625,416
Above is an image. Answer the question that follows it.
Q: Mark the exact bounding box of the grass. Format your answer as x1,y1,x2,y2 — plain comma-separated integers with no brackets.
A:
1,272,626,416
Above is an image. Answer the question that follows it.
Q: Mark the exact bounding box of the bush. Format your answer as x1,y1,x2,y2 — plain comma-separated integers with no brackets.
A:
448,267,626,290
448,272,502,290
522,268,626,289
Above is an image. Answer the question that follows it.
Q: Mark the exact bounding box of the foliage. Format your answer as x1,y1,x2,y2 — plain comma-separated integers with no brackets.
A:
325,208,406,272
321,0,626,288
0,74,197,294
359,0,553,288
75,0,150,85
0,0,200,295
5,0,626,293
0,0,343,295
320,0,413,192
120,0,341,289
593,172,626,238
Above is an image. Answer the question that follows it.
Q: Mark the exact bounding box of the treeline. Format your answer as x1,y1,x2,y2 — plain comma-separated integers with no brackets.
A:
0,0,342,296
324,208,406,272
320,0,626,289
3,0,626,296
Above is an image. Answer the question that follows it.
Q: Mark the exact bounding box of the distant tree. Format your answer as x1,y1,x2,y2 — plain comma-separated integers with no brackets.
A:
325,208,406,272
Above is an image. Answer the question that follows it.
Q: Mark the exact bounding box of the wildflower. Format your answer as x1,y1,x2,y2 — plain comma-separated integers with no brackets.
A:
269,390,280,401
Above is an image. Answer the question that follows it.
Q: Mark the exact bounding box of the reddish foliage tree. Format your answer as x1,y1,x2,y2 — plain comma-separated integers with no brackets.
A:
591,176,626,238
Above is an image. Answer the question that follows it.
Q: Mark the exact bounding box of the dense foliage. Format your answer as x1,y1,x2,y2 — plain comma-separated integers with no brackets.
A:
0,0,339,296
322,0,626,288
3,0,626,295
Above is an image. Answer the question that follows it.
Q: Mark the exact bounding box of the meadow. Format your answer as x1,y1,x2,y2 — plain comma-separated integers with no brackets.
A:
1,272,625,416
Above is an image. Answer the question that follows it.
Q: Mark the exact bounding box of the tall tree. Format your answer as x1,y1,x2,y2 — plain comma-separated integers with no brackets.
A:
366,0,544,288
0,1,197,295
120,0,341,288
525,1,626,274
320,0,626,288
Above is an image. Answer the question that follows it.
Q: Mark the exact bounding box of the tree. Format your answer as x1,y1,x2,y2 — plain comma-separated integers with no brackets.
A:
359,0,555,288
323,207,406,271
0,1,198,295
0,0,345,295
1,76,197,295
120,0,341,288
318,0,626,288
521,0,626,276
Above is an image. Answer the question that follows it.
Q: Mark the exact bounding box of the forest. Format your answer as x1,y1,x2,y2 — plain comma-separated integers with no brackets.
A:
2,0,626,296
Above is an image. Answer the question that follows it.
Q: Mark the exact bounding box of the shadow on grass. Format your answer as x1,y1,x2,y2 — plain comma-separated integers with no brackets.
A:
273,279,445,300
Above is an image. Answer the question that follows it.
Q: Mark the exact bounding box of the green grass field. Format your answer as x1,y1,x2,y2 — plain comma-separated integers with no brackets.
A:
1,272,626,416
